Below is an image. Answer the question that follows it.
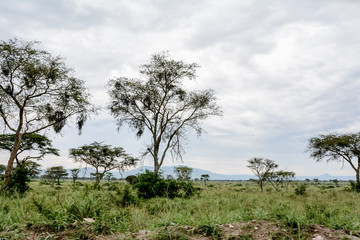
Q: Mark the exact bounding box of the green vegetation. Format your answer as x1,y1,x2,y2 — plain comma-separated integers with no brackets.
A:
107,52,222,174
0,180,359,239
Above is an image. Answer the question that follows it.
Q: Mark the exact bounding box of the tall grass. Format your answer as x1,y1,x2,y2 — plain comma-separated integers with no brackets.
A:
0,180,359,239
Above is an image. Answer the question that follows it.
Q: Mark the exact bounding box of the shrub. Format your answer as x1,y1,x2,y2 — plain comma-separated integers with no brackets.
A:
132,170,196,199
7,165,31,194
125,175,137,184
349,180,360,192
294,183,307,195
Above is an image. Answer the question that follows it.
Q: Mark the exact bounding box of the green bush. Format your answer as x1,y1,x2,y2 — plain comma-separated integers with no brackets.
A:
7,165,31,194
349,181,360,192
132,170,196,199
294,183,307,195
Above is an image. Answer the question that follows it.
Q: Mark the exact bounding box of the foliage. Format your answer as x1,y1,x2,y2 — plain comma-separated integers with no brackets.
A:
294,183,307,195
349,180,360,192
125,175,137,184
107,52,222,174
0,164,5,178
0,134,59,166
307,132,360,184
7,165,30,194
201,174,210,185
69,141,137,184
0,38,95,190
247,157,278,192
20,160,42,179
104,172,114,183
132,170,196,199
267,170,295,190
0,181,360,239
70,168,80,183
174,166,193,181
43,166,68,186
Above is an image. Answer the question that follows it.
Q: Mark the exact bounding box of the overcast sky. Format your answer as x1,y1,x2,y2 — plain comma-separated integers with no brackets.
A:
1,0,360,176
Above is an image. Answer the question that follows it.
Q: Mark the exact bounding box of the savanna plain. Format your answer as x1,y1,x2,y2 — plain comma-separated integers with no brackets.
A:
1,180,360,240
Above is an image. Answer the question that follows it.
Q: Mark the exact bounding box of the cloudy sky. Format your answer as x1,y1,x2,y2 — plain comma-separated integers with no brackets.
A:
1,0,360,176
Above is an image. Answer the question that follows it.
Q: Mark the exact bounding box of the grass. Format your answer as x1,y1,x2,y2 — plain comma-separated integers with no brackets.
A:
0,180,360,239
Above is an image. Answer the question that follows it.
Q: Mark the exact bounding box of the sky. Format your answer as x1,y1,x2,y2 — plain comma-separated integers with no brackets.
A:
1,0,360,176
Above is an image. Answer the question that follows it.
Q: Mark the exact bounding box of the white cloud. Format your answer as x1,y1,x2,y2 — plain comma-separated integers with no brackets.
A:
1,0,360,177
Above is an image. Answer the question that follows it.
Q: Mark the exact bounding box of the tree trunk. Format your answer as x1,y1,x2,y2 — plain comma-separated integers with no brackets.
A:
154,161,160,175
95,169,100,184
1,133,22,191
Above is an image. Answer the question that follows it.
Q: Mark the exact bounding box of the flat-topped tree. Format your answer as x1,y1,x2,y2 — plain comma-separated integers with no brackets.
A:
247,157,278,192
108,52,222,174
307,132,360,185
0,38,95,190
0,133,59,167
69,142,138,184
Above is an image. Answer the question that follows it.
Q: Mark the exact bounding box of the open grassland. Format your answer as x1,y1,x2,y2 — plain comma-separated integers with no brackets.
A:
1,181,360,239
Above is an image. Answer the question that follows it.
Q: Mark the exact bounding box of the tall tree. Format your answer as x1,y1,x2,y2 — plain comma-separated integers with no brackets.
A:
0,38,94,190
0,133,59,167
108,52,222,174
69,142,138,184
247,157,278,192
307,132,360,185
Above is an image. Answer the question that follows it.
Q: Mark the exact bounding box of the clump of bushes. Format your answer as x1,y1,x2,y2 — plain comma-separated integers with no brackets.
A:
7,165,31,194
131,170,196,199
294,183,307,195
349,180,360,192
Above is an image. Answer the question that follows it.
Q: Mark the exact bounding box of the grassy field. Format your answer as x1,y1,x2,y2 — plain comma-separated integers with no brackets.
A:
0,180,360,239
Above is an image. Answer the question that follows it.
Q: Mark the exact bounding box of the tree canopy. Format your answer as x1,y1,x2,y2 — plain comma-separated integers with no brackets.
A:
69,141,138,184
247,157,278,192
0,133,59,166
0,38,95,190
107,52,222,174
307,132,360,184
174,166,193,181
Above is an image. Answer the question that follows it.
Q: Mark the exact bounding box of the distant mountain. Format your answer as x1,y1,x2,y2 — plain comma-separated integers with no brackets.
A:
59,165,356,181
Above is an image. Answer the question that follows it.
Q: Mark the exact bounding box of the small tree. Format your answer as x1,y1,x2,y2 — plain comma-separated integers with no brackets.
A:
69,142,138,184
22,160,42,178
247,157,278,192
267,170,295,190
200,174,210,185
44,166,68,186
331,179,339,187
0,38,95,190
307,132,360,185
105,172,113,183
70,168,80,183
107,52,222,174
174,166,193,181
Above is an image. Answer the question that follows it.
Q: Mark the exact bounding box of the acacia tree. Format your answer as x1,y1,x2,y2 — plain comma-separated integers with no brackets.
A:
21,160,42,178
0,38,94,190
247,157,278,192
108,52,222,174
267,170,295,190
307,132,360,185
44,166,68,186
69,142,138,184
200,174,210,185
70,168,81,183
174,166,193,181
0,134,59,167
